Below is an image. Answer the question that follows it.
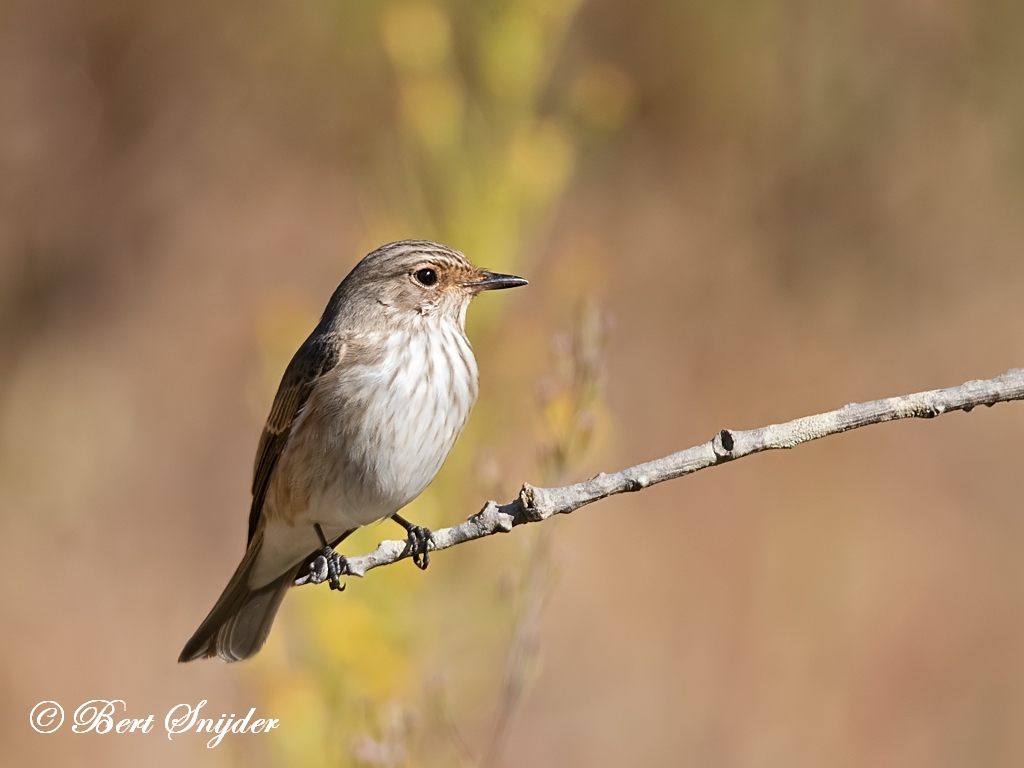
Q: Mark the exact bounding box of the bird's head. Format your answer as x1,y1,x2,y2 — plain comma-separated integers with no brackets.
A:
330,240,528,330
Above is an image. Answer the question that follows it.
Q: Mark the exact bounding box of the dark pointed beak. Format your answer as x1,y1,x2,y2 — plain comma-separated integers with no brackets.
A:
462,271,529,291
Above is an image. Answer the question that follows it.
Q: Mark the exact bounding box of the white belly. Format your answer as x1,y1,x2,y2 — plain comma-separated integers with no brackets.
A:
249,325,478,588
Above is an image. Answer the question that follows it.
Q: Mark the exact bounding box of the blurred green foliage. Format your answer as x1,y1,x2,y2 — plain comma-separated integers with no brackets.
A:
367,0,581,274
242,1,625,765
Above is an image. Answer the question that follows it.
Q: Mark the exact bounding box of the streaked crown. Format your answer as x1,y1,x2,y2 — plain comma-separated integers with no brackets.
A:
320,240,527,332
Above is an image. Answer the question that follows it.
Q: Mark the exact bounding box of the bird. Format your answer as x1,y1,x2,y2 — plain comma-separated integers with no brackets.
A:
179,240,527,662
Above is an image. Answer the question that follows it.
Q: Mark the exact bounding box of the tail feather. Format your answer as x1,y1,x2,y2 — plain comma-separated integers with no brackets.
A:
179,534,300,663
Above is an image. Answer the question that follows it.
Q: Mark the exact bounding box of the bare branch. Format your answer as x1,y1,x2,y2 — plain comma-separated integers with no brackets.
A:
344,368,1024,578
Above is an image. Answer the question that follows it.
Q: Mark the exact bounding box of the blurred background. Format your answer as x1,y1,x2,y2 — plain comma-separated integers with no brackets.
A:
3,0,1024,765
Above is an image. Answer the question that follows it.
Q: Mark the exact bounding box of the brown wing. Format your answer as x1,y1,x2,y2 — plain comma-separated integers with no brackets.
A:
248,332,343,543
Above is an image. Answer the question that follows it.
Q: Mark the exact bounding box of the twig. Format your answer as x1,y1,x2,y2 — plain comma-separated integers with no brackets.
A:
344,368,1024,578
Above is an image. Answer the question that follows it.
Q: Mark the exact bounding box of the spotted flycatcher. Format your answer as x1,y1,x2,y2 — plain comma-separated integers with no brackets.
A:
179,240,527,662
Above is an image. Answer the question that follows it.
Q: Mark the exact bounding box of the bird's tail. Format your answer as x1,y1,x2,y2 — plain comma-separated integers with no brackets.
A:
179,533,300,663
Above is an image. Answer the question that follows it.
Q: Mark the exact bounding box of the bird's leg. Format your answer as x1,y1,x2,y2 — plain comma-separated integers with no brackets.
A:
294,524,353,591
392,513,434,570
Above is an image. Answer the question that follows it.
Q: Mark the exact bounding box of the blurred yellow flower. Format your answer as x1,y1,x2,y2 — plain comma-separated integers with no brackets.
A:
507,120,575,204
398,74,465,152
381,1,452,74
481,10,544,103
571,61,636,131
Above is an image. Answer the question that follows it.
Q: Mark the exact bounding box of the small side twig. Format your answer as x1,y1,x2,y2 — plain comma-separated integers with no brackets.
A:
344,368,1024,578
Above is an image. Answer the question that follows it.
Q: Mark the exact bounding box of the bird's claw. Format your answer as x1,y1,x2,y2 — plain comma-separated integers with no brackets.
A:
405,525,433,570
300,553,346,590
316,550,349,590
295,546,348,591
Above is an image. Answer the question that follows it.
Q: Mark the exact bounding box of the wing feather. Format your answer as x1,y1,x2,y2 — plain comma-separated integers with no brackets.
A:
247,332,343,543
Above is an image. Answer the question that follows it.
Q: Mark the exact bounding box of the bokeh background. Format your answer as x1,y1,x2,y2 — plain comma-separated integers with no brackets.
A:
3,0,1024,765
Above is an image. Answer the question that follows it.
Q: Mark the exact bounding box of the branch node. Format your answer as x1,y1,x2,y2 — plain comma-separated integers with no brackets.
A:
472,500,514,533
623,475,649,492
517,483,548,523
713,429,735,457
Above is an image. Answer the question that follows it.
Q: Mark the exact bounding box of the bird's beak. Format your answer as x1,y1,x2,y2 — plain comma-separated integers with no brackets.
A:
462,271,529,292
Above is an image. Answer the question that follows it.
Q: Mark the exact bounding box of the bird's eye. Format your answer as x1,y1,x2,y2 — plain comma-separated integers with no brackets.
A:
414,268,438,286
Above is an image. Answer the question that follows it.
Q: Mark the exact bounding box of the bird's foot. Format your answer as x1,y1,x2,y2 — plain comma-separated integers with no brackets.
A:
294,523,349,590
302,549,349,591
294,549,349,590
392,513,434,570
405,523,434,570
